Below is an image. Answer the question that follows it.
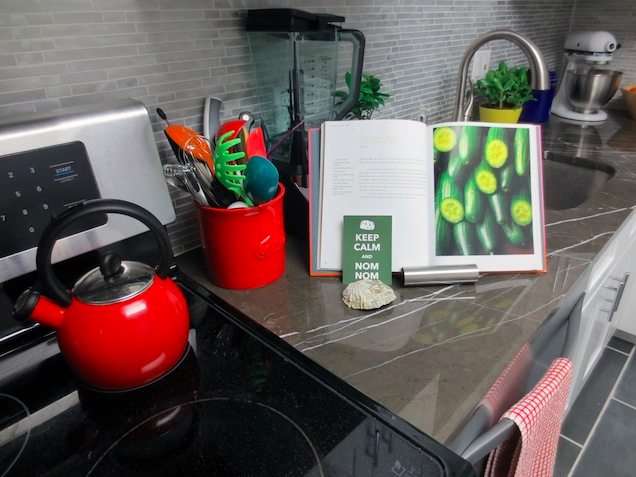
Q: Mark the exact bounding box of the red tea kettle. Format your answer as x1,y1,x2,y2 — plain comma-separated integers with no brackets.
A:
13,199,190,391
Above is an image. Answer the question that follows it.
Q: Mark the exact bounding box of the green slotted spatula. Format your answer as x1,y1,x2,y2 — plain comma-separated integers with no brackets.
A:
213,130,254,207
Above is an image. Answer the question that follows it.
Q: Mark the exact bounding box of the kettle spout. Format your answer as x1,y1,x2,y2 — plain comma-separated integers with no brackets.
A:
13,289,65,329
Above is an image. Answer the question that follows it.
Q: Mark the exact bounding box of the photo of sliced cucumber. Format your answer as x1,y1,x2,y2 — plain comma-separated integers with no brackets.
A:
433,124,535,257
433,126,457,152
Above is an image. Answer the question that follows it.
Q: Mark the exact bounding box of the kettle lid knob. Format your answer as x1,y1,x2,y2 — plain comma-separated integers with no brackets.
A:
74,253,154,305
99,252,124,279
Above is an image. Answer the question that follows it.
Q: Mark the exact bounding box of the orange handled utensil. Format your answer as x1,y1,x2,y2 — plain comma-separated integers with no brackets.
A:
157,108,214,173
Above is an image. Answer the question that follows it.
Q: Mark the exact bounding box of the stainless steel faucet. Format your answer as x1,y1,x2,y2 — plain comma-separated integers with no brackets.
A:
452,29,550,121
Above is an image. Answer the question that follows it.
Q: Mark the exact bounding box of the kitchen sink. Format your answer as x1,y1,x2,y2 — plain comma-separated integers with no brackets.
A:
542,151,615,210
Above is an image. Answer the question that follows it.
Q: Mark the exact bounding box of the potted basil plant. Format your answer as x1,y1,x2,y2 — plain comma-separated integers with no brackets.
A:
335,72,391,120
475,60,534,123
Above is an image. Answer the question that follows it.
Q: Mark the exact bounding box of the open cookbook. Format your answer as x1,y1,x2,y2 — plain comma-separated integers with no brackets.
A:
308,119,546,277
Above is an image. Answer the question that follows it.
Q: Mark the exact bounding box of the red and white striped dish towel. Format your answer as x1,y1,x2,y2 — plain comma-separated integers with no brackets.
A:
485,357,573,477
481,343,534,424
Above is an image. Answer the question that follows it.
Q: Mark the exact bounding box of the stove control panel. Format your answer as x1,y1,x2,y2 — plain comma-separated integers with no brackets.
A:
0,142,106,259
0,99,176,283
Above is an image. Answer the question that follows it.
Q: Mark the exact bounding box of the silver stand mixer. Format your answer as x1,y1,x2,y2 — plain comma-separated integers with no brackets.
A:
551,31,622,122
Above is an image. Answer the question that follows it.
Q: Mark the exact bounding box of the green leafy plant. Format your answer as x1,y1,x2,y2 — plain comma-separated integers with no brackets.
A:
475,60,534,110
335,72,391,120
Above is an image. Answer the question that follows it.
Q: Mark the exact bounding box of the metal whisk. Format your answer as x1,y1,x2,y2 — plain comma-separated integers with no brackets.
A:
163,163,209,206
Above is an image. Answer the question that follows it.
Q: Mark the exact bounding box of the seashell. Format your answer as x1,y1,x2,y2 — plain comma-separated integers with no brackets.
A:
342,279,396,310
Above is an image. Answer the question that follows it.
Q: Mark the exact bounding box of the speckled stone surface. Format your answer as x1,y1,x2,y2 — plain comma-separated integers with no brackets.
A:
178,110,636,446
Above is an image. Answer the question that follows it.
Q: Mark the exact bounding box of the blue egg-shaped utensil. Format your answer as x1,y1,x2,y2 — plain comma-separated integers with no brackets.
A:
244,155,279,205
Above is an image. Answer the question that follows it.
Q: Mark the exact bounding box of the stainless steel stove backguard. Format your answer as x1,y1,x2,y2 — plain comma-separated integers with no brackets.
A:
0,99,175,282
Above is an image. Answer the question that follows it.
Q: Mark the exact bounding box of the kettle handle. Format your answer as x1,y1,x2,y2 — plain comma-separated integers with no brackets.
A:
36,199,175,307
333,29,366,120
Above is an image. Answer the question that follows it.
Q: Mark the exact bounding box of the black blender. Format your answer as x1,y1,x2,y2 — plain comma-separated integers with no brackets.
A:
245,9,365,238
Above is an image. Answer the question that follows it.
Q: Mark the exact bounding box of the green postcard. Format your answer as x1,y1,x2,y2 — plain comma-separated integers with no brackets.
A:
342,216,392,285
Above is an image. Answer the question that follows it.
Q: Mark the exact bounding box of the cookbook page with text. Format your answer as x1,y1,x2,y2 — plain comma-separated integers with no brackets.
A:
318,120,431,271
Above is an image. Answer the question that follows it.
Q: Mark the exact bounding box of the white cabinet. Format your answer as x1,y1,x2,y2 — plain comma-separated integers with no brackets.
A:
568,209,636,409
612,210,636,338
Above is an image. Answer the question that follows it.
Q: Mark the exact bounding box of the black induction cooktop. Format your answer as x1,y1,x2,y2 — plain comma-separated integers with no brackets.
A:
0,273,476,477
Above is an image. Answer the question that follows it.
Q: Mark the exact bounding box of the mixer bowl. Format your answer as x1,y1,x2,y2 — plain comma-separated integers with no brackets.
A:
564,68,623,114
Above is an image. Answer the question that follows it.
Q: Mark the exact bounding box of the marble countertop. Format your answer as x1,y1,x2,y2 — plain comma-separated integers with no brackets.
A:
177,110,636,446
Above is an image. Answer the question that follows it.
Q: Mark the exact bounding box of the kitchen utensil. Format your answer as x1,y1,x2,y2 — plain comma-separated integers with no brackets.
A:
163,163,210,206
246,127,267,159
183,134,216,175
244,155,280,205
236,126,250,164
165,175,189,193
205,178,240,209
184,172,215,205
215,119,247,144
203,96,223,143
238,111,255,131
13,199,190,391
163,164,190,192
213,130,253,206
163,162,194,176
165,144,236,209
157,108,215,171
178,136,214,195
165,160,235,209
227,201,250,209
551,31,622,122
172,132,234,207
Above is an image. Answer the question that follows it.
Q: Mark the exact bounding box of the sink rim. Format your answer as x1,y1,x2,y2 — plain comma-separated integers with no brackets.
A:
542,151,615,210
543,151,616,177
